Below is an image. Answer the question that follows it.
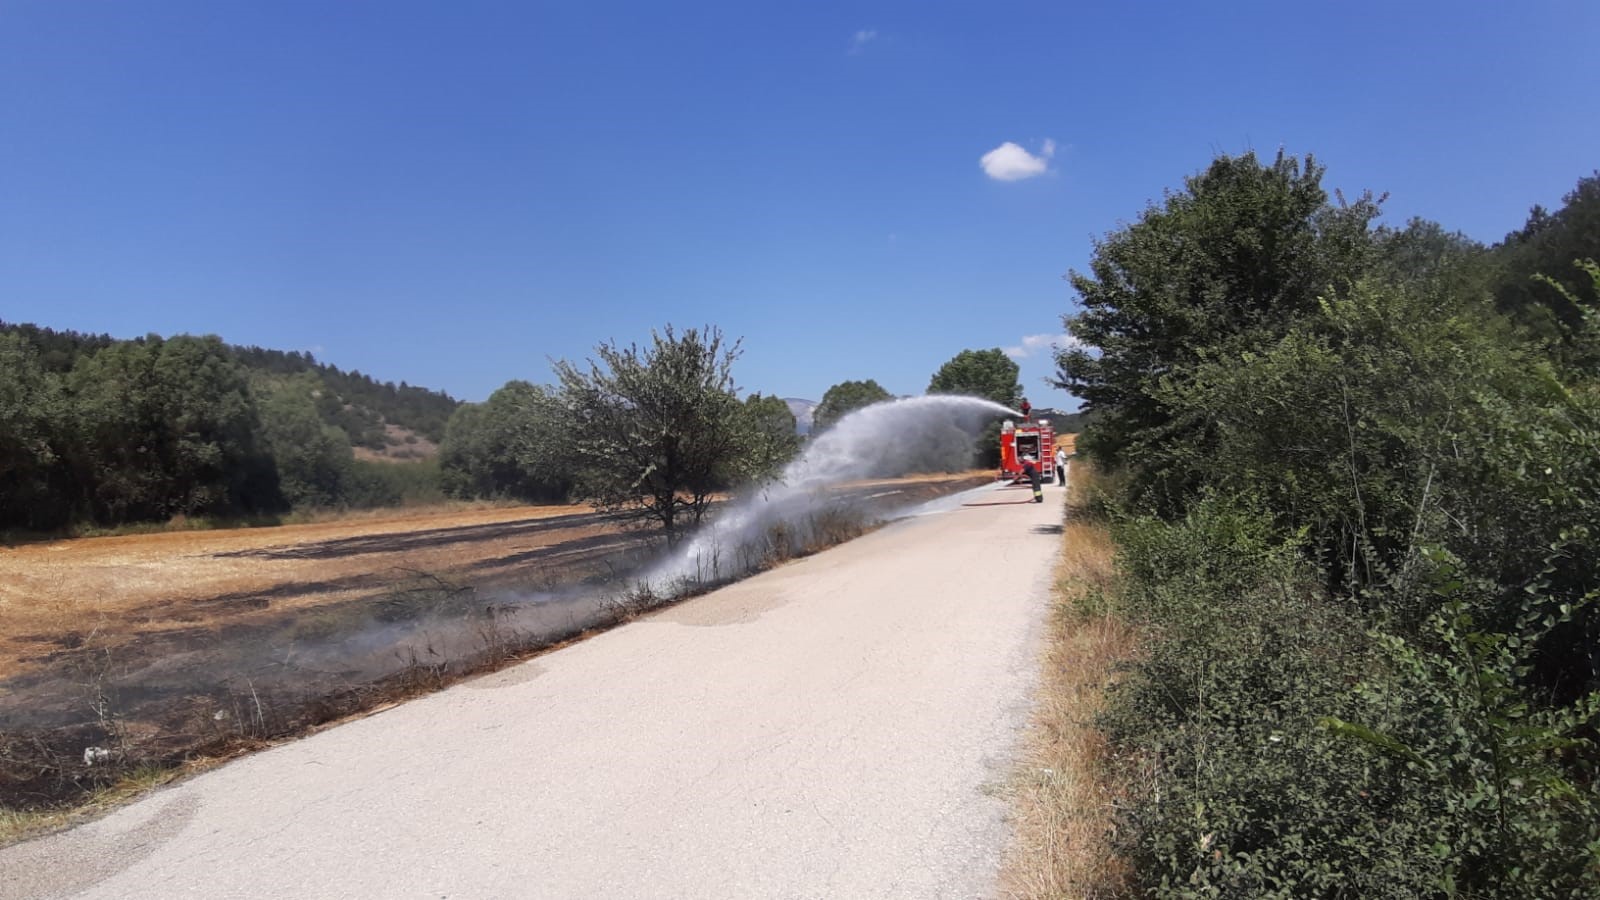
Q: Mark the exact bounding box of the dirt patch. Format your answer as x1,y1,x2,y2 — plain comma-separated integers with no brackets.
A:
352,423,439,462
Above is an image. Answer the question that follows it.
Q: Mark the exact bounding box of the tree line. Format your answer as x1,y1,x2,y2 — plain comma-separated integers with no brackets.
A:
3,306,1042,538
438,337,1033,535
1057,154,1599,895
0,328,452,531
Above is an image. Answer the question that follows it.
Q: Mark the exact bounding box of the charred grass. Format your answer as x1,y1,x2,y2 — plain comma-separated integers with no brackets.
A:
0,473,983,844
1003,460,1137,899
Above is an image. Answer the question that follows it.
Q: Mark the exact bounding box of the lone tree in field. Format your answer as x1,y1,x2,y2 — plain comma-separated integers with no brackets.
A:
554,326,750,545
812,379,892,431
927,348,1022,409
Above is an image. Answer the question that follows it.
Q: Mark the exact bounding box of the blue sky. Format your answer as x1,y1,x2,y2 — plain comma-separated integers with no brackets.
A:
3,2,1597,406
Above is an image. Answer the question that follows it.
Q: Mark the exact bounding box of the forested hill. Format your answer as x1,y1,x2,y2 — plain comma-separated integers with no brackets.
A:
0,322,459,448
230,345,457,448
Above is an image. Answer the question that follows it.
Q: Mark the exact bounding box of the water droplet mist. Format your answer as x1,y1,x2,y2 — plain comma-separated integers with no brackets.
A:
648,394,1018,590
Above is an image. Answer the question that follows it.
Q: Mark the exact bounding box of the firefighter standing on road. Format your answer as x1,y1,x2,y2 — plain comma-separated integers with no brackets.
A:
1020,455,1043,503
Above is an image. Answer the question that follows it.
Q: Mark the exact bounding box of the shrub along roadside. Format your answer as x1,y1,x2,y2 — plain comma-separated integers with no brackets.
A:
1101,501,1599,898
1052,152,1600,897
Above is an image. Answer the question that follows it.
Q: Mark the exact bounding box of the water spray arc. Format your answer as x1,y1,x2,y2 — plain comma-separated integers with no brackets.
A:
648,395,1017,590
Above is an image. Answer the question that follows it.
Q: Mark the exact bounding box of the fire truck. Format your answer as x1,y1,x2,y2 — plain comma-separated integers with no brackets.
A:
998,400,1055,484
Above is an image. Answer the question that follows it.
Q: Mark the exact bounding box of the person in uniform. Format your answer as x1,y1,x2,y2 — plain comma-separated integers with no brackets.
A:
1020,455,1043,503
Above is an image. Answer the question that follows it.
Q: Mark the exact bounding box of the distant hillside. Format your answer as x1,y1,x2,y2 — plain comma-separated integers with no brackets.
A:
783,397,817,435
0,322,460,454
1030,406,1095,433
231,345,458,452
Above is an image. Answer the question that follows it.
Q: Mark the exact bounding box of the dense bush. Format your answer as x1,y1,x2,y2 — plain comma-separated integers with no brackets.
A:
1108,504,1599,897
345,459,445,508
438,381,572,503
1065,153,1599,897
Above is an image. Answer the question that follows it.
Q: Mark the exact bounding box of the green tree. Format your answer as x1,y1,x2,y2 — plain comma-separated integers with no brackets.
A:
1491,172,1600,343
1060,154,1600,897
258,374,355,508
812,379,892,431
740,393,801,480
553,326,750,543
438,402,494,498
438,380,571,502
927,348,1022,409
0,334,71,529
67,335,277,523
1053,150,1381,507
927,349,1022,469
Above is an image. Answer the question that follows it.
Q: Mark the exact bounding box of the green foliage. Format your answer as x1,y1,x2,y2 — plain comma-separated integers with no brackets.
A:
0,334,71,529
1054,150,1382,507
927,348,1022,409
66,335,280,523
257,374,356,508
1107,501,1448,898
1491,173,1600,344
1,324,462,449
1325,566,1600,897
740,392,802,479
1532,259,1600,374
1373,217,1491,295
926,349,1019,468
230,343,459,444
0,323,465,527
812,378,892,431
1070,150,1600,897
0,320,117,373
343,459,445,508
438,381,572,502
1109,506,1600,897
554,325,754,543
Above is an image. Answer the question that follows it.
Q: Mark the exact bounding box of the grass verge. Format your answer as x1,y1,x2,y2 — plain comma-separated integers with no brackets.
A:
1002,462,1136,899
0,765,184,846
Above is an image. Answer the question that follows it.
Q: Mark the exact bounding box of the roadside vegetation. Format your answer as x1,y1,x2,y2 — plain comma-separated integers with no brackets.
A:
1048,153,1600,897
1006,454,1136,899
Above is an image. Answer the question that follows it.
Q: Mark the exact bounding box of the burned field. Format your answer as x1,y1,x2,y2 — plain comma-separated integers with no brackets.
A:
0,473,987,813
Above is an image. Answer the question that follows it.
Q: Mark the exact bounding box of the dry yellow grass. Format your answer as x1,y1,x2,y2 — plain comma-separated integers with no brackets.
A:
1002,456,1137,899
0,502,606,679
0,766,185,846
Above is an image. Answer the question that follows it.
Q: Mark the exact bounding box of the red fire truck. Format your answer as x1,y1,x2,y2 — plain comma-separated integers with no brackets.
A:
998,402,1055,484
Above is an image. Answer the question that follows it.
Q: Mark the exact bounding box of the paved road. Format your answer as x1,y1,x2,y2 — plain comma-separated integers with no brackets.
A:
2,482,1064,899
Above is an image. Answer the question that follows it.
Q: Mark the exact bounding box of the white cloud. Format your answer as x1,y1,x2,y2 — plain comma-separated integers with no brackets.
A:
980,139,1055,181
1004,333,1078,360
849,29,877,54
